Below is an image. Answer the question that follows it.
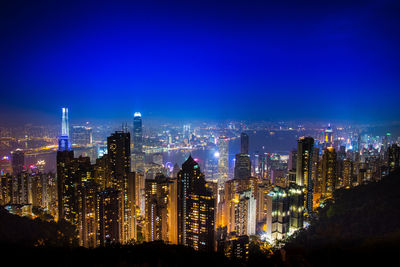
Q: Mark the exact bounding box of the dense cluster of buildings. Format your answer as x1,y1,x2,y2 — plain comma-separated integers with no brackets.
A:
0,148,58,217
1,108,400,260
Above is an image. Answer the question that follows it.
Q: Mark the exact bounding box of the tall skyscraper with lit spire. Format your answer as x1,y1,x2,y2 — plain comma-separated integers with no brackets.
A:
132,112,145,173
133,112,143,153
57,107,74,221
58,107,71,151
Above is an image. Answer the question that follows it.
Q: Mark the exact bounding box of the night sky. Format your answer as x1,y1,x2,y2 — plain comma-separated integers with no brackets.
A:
1,0,399,123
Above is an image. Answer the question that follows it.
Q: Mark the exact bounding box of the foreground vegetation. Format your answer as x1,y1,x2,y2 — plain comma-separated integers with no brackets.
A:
282,168,400,266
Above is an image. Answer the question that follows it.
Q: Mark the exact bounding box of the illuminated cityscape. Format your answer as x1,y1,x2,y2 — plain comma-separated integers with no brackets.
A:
1,107,400,249
1,1,400,266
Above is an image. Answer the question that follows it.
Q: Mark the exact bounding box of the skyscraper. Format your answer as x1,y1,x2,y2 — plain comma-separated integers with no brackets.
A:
234,132,251,180
288,184,304,231
288,150,297,173
343,158,354,188
311,147,321,194
132,112,145,174
144,174,176,243
81,179,99,248
234,154,251,180
224,177,259,235
218,136,229,184
296,137,314,215
107,130,135,243
58,107,71,151
11,149,24,175
233,189,256,236
133,112,143,153
321,147,337,199
57,152,92,238
267,186,290,242
177,156,215,251
324,125,333,148
240,133,249,155
15,172,30,204
57,107,74,221
98,188,122,245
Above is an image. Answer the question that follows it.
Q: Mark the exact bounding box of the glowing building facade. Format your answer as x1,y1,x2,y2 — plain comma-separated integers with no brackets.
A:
98,188,122,245
267,186,290,242
107,131,136,243
388,144,400,173
321,147,337,199
144,174,177,243
296,137,314,215
233,189,256,236
224,177,259,235
177,156,215,251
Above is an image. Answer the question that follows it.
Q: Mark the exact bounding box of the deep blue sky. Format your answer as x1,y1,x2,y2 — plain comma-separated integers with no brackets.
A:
1,0,399,124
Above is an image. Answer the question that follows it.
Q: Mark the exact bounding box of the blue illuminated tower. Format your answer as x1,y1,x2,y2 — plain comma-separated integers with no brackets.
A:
58,107,71,151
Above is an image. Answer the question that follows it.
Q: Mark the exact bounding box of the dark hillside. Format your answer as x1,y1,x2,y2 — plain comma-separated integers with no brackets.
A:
282,169,400,266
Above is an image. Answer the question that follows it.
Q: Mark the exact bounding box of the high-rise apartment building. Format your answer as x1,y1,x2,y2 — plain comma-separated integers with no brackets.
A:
233,189,256,236
240,133,249,155
288,184,304,230
224,177,259,235
321,147,337,199
107,131,135,243
177,156,215,251
81,180,98,248
266,186,290,242
234,133,251,180
98,188,122,245
144,174,177,243
343,158,354,188
11,149,24,175
234,154,251,180
296,137,314,215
